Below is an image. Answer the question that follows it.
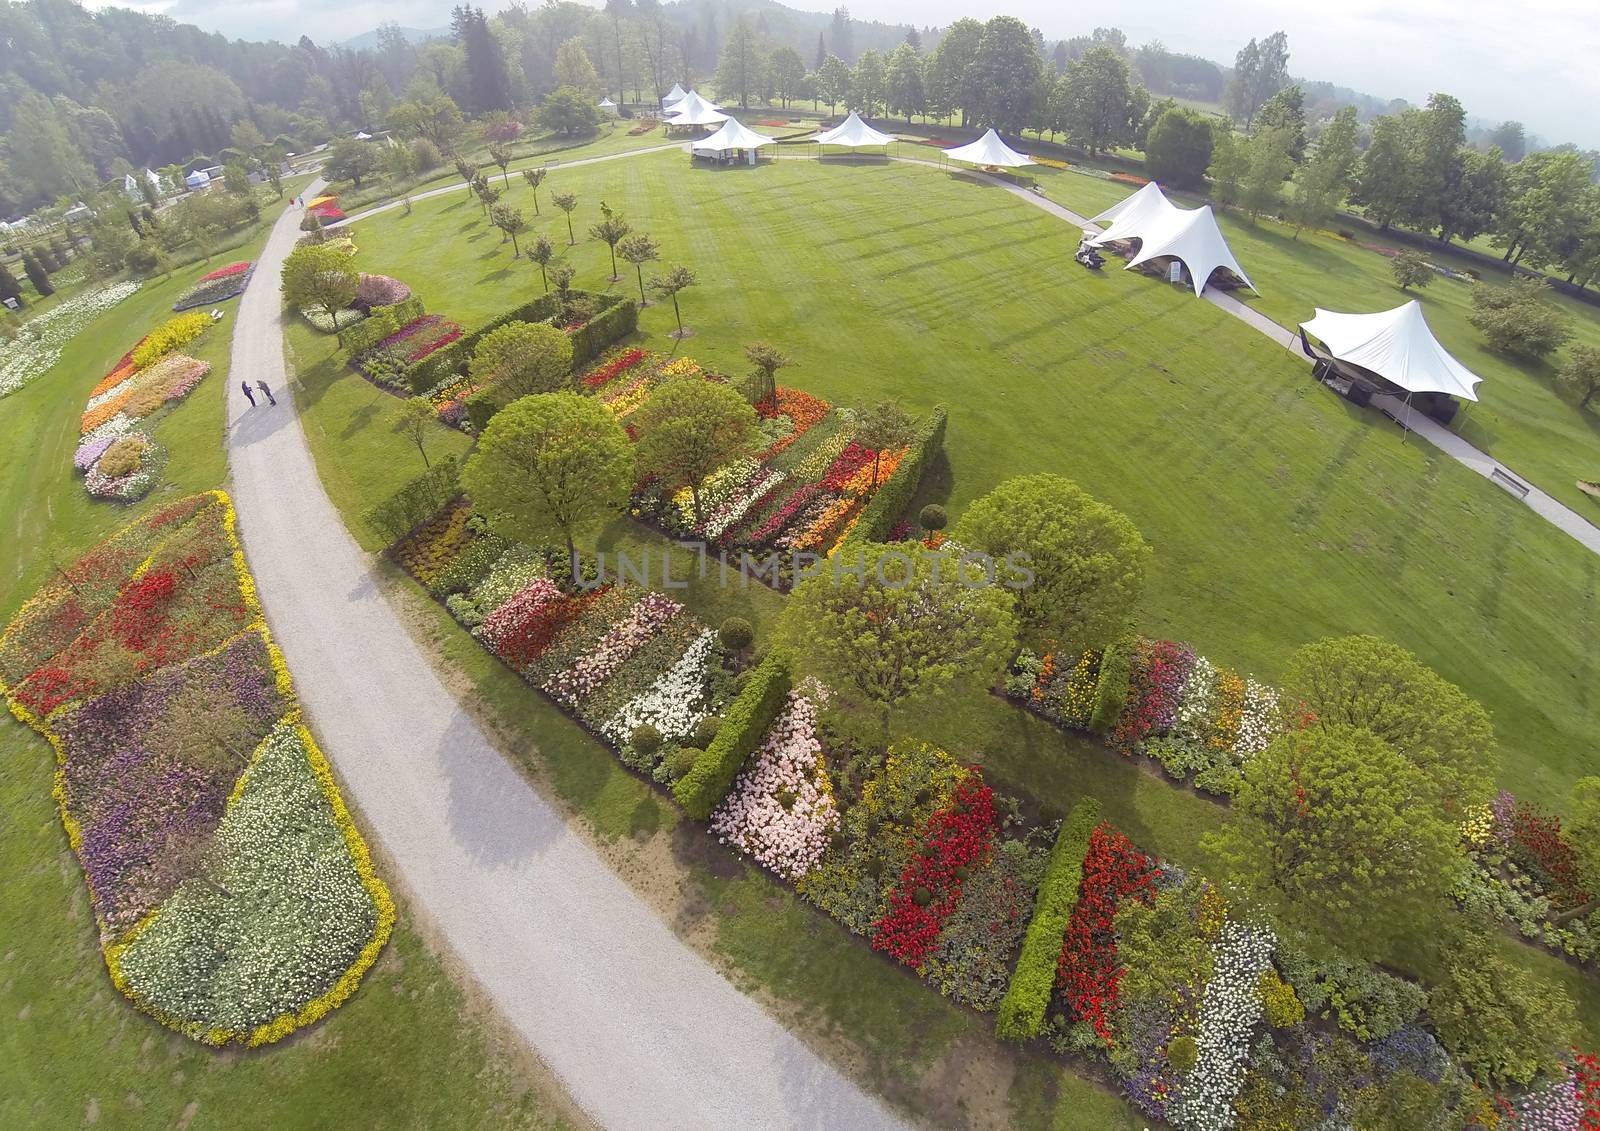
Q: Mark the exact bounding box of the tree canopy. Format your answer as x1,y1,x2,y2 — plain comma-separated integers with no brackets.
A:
280,241,359,329
468,320,574,399
632,375,759,520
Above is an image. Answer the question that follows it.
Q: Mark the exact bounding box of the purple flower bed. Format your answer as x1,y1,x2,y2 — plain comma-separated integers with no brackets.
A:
74,435,116,472
355,274,411,308
52,630,290,932
172,263,256,312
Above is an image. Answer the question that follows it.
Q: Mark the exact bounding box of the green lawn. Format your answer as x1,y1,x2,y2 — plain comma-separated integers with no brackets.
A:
1039,167,1600,516
0,203,584,1128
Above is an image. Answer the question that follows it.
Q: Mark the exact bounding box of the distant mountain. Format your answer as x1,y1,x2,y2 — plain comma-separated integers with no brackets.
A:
336,26,451,52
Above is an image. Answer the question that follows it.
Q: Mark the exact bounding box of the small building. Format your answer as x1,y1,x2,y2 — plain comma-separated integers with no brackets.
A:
63,201,96,224
185,169,211,191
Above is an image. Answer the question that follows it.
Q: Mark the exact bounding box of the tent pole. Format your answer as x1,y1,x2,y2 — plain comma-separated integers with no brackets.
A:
1402,392,1413,442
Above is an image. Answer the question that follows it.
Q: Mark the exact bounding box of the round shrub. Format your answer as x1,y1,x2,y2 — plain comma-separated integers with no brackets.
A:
1167,1034,1198,1074
919,503,948,531
1259,968,1305,1029
692,716,721,748
631,725,663,757
912,886,934,907
97,436,148,478
718,616,754,651
667,745,702,780
355,273,412,308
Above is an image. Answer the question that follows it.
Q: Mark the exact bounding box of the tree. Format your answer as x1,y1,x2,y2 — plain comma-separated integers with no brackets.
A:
770,47,806,108
1224,31,1289,130
542,86,600,137
469,321,574,399
617,232,660,304
633,375,759,521
1390,249,1434,291
715,18,764,109
1281,634,1498,814
488,143,514,186
391,91,466,152
527,234,556,292
392,397,438,467
927,18,983,127
743,342,793,409
1557,345,1600,410
1406,93,1469,235
588,202,631,280
548,259,577,301
953,473,1150,651
521,166,548,214
885,44,925,124
325,138,384,189
1206,129,1249,211
1252,84,1305,161
1205,725,1461,958
452,4,513,113
1492,150,1596,267
1239,126,1295,219
280,241,359,330
815,55,853,116
1469,278,1574,359
849,50,887,118
554,39,602,95
0,262,23,308
603,0,633,103
489,202,527,257
649,265,697,337
1143,107,1213,189
778,542,1017,749
852,400,912,488
1486,121,1527,163
222,162,252,196
551,191,580,244
1557,777,1600,922
20,252,53,298
971,16,1042,134
1436,146,1506,245
1428,932,1578,1090
1353,112,1421,230
1058,46,1139,156
1286,106,1358,236
464,392,634,572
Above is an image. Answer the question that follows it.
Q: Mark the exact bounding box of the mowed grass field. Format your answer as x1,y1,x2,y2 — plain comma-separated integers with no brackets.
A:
343,151,1599,814
1038,167,1600,516
0,213,583,1129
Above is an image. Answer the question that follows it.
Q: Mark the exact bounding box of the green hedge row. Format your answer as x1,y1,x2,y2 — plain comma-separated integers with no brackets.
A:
1089,634,1136,734
847,404,948,544
341,295,426,355
362,456,461,543
672,651,793,820
993,797,1102,1041
402,289,635,396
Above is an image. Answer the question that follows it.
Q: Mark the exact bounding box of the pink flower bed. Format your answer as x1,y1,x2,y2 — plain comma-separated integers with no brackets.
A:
544,592,683,705
355,274,412,307
199,262,251,282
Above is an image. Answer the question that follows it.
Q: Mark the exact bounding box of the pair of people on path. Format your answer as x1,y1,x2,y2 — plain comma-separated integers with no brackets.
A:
241,380,276,408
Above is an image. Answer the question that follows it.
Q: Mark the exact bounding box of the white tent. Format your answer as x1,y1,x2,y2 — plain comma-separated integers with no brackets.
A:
943,128,1034,168
810,111,895,149
691,118,777,156
599,97,617,110
662,83,687,108
1300,301,1483,402
664,90,730,127
1087,183,1254,297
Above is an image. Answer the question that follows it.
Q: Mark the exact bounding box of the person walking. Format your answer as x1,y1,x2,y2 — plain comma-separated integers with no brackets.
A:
256,379,277,406
240,380,257,408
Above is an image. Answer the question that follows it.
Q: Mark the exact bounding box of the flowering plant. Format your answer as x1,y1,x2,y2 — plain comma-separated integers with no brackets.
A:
1056,822,1158,1043
0,280,142,398
173,263,255,311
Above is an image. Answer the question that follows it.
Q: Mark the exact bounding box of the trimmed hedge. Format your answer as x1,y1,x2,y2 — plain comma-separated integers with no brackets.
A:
402,289,635,397
464,383,514,433
994,797,1101,1041
1089,634,1136,734
847,404,947,544
341,295,426,355
672,651,792,820
362,456,461,543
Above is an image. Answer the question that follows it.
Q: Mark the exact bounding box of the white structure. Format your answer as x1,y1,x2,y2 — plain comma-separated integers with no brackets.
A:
661,83,687,109
810,111,895,150
943,128,1033,168
663,90,730,127
184,170,211,191
1087,181,1254,297
691,118,777,158
599,97,617,113
1300,300,1482,401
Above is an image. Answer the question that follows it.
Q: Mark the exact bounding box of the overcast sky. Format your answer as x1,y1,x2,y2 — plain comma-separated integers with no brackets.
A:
90,0,1600,147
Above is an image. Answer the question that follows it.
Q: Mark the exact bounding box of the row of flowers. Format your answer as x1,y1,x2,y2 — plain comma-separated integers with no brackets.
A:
0,492,393,1045
351,314,463,390
173,261,255,311
0,279,143,399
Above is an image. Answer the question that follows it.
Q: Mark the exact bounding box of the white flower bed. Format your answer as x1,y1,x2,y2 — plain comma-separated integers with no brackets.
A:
1176,920,1275,1131
670,457,762,528
702,467,787,541
0,280,142,398
1232,679,1280,759
1172,655,1217,746
601,629,718,748
710,693,839,880
544,591,683,704
79,410,139,447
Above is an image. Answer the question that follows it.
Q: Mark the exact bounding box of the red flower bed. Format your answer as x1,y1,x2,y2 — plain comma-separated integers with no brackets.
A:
1109,172,1150,186
310,204,346,221
1056,823,1159,1044
484,586,607,669
871,775,997,969
742,484,823,549
819,442,877,492
198,262,251,283
110,568,178,652
582,348,649,389
1510,801,1590,908
1575,1049,1600,1130
406,326,461,363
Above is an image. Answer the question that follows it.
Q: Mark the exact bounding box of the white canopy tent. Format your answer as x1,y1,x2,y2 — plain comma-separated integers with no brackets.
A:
663,90,730,127
943,128,1034,168
1300,301,1482,402
661,83,687,109
691,118,777,157
1087,183,1254,297
810,111,895,149
599,97,617,111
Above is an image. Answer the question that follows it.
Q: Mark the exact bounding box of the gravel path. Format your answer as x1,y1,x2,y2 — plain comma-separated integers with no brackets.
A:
226,184,909,1131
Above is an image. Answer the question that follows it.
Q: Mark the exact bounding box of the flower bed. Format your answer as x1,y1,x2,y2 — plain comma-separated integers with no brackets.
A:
0,492,392,1045
172,262,255,311
74,339,211,502
0,280,143,398
354,273,411,308
351,314,463,390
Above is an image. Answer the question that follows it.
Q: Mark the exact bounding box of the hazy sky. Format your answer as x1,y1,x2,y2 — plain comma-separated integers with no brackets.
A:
89,0,1600,147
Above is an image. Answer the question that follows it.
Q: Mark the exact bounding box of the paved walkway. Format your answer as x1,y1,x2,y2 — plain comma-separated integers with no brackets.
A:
227,184,908,1131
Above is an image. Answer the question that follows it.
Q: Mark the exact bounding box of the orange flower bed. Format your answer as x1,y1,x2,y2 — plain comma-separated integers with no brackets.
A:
761,387,832,460
89,354,141,400
81,390,134,434
837,446,906,497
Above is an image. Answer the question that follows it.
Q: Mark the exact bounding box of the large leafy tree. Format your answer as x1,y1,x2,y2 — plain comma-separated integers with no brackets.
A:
1058,46,1142,156
632,375,758,520
464,392,634,570
714,17,765,109
324,138,383,188
541,86,599,137
1469,277,1574,359
1238,125,1296,218
1224,31,1289,130
1143,106,1213,189
1435,146,1507,245
1558,345,1600,411
1281,634,1498,813
451,4,514,113
1287,107,1359,236
769,47,807,108
884,43,926,124
280,241,359,330
1492,149,1597,268
1352,113,1421,230
1206,725,1461,957
849,50,887,118
469,321,574,399
778,542,1017,749
970,15,1041,134
814,55,853,115
1252,84,1305,160
926,18,983,126
952,473,1149,652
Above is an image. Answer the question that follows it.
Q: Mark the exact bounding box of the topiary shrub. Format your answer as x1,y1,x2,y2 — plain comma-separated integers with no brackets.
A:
1259,967,1305,1029
691,716,721,748
666,745,702,781
1088,633,1137,735
718,616,753,652
631,724,663,758
672,652,792,820
919,503,948,531
97,436,148,478
1167,1034,1198,1074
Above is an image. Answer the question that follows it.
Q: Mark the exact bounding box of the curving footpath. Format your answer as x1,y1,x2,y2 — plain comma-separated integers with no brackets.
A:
227,183,909,1131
